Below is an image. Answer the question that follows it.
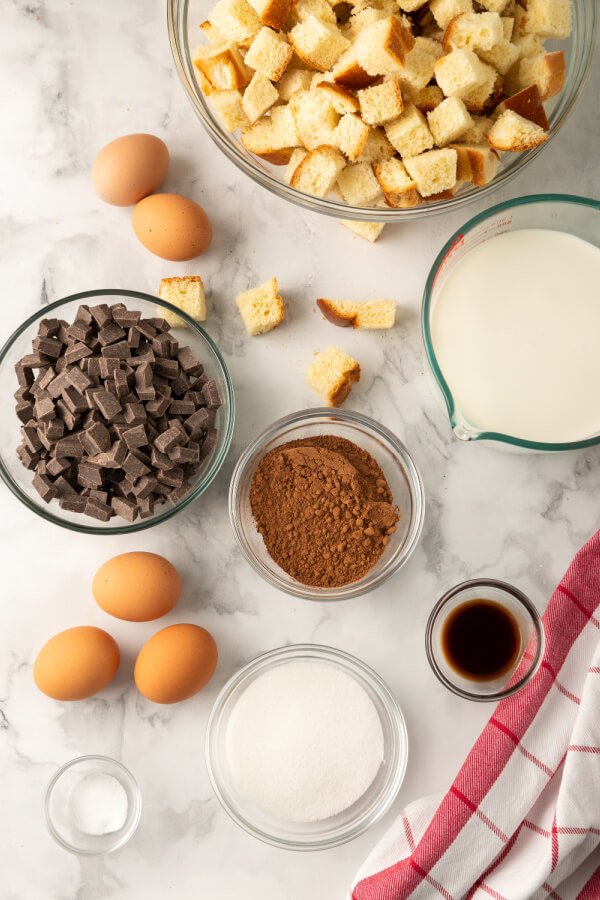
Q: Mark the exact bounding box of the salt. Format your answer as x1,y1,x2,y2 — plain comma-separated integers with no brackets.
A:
225,661,384,822
69,773,129,836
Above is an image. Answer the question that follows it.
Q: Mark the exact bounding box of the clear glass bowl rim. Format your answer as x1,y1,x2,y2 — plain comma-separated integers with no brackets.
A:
228,406,425,600
421,193,600,451
167,0,597,222
0,288,235,535
205,642,409,850
44,754,143,856
425,578,545,702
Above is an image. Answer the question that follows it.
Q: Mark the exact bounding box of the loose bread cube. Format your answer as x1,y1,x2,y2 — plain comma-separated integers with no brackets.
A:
355,16,416,76
495,83,549,129
288,0,337,25
434,48,489,98
502,16,514,40
242,72,279,122
396,0,429,10
524,0,572,39
478,39,520,76
427,95,472,145
384,104,434,157
396,36,443,92
246,0,294,29
158,276,207,328
208,0,261,44
476,0,512,11
241,105,301,157
306,346,361,407
245,27,294,81
412,84,445,112
285,147,308,182
357,126,396,162
448,142,499,185
289,89,340,149
404,147,457,196
317,82,360,114
236,277,284,336
290,145,347,196
512,32,545,59
373,157,419,207
340,219,385,241
271,103,303,143
309,72,328,90
358,78,404,125
458,114,492,142
332,49,381,89
461,61,500,111
317,298,396,329
333,113,372,161
211,89,250,131
337,161,382,205
277,68,313,101
429,0,473,30
517,51,565,100
289,16,350,72
194,43,252,92
487,108,548,150
344,6,391,42
443,12,504,52
200,19,227,45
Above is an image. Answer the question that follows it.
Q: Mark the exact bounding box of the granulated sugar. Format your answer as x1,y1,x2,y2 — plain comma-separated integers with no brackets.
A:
225,661,384,822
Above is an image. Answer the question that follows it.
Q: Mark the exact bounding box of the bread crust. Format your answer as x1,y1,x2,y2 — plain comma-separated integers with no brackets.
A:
497,83,549,130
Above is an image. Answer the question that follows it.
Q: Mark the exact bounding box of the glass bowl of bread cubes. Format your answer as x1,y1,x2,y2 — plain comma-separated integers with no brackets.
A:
168,0,595,228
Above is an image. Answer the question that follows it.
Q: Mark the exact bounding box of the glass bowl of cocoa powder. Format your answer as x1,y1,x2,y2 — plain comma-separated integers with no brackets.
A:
229,408,424,600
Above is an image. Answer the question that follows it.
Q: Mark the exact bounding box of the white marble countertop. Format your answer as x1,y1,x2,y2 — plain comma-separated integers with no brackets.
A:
1,3,599,898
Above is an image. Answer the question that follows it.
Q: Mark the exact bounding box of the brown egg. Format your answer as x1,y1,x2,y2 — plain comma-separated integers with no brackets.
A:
92,134,170,206
34,626,120,701
131,193,212,261
134,624,217,704
92,551,181,622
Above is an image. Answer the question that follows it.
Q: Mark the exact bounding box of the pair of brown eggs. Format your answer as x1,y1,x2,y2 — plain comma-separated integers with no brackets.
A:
92,133,212,261
33,552,217,704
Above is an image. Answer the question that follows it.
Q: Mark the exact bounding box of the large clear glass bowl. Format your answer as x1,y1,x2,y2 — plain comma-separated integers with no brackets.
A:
421,193,600,451
167,0,596,222
0,289,235,534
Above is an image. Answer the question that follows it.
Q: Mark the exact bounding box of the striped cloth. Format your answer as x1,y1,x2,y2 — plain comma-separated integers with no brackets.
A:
351,530,600,900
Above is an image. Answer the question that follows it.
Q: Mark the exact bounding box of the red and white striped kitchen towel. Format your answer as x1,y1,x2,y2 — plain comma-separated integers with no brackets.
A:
351,530,600,900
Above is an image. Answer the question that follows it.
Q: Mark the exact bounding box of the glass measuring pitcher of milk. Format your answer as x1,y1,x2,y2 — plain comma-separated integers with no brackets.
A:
422,194,600,452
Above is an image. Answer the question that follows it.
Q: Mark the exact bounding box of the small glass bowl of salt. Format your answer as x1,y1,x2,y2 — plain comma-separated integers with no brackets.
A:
44,756,141,855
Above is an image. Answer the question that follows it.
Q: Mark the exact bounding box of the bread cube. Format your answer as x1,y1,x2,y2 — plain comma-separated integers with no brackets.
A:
317,298,397,329
517,51,566,100
306,346,361,407
289,16,350,72
427,96,472,145
486,109,548,150
245,27,294,81
458,114,492,142
194,43,252,92
434,48,489,98
246,0,294,29
236,277,284,336
461,61,500,112
241,105,301,157
412,84,445,112
478,39,520,76
384,104,434,157
271,104,303,144
476,0,512,11
158,276,207,328
288,0,337,26
512,32,546,60
396,0,429,10
496,83,549,130
277,68,313,101
208,0,261,45
443,12,504,52
199,20,227,45
357,127,395,162
502,16,515,40
339,219,385,242
317,82,360,114
397,36,443,92
448,142,499,185
211,90,250,131
404,147,458,196
344,6,390,42
355,16,416,76
285,147,308,182
429,0,473,30
524,0,572,39
289,89,340,149
373,157,419,207
242,72,279,123
333,113,371,162
332,49,381,90
290,145,347,197
337,162,382,205
358,78,404,126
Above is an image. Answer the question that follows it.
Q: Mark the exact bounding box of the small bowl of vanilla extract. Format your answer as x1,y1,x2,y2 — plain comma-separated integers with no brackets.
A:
425,579,544,702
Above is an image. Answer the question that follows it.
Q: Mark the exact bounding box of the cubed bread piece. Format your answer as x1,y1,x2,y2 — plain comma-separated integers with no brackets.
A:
512,32,545,59
333,113,372,162
211,90,250,131
412,84,445,112
289,89,340,149
357,127,396,162
355,16,416,76
476,0,512,11
271,103,303,143
317,82,360,114
427,95,472,145
429,0,473,30
443,11,504,52
448,142,499,185
158,276,207,327
306,346,361,407
241,105,301,157
247,0,294,29
340,219,385,242
458,114,492,142
502,16,514,40
461,62,500,112
486,108,548,150
373,157,419,207
242,72,279,123
332,49,381,90
384,105,434,157
344,6,391,42
208,0,261,45
434,48,489,98
524,0,572,39
517,51,565,100
337,162,382,205
404,147,458,196
285,147,308,182
199,19,227,45
478,39,520,76
245,27,294,81
289,16,350,72
236,277,284,336
396,36,443,93
396,0,429,10
288,0,337,25
317,298,396,328
495,83,549,129
309,72,328,90
194,43,252,92
290,145,347,196
358,78,404,126
277,68,313,101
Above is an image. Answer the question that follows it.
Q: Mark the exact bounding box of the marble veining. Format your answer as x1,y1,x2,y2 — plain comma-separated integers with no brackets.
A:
1,2,599,898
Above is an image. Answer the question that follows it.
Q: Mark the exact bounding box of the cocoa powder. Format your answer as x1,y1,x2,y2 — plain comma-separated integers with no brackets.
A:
249,435,400,588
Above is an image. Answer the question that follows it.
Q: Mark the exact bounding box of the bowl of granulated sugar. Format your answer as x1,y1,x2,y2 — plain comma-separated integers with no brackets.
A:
206,643,408,850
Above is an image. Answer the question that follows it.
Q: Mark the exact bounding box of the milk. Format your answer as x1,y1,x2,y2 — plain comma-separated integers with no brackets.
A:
430,229,600,444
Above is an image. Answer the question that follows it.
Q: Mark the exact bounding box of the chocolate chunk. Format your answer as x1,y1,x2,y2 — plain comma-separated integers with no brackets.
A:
157,466,184,487
66,320,92,343
63,386,89,414
17,443,39,469
101,341,131,359
85,499,114,521
21,424,42,453
32,474,57,503
59,495,87,513
177,346,203,375
15,363,34,387
122,425,147,450
167,483,191,505
147,317,170,333
32,336,63,359
168,445,197,464
53,475,77,496
67,366,92,394
114,369,130,399
64,342,93,365
169,399,195,416
76,305,93,324
184,407,210,439
145,395,170,417
98,322,126,346
55,399,79,431
54,435,85,459
131,475,157,499
138,495,155,519
46,418,65,441
123,452,150,479
77,462,104,489
170,374,191,397
124,402,147,425
46,370,70,399
154,427,182,453
81,421,111,455
111,496,138,522
99,358,120,379
202,428,218,458
94,390,122,422
154,357,179,379
202,380,221,409
39,318,61,337
113,308,141,328
89,304,112,328
16,401,34,424
46,456,69,477
21,352,50,369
